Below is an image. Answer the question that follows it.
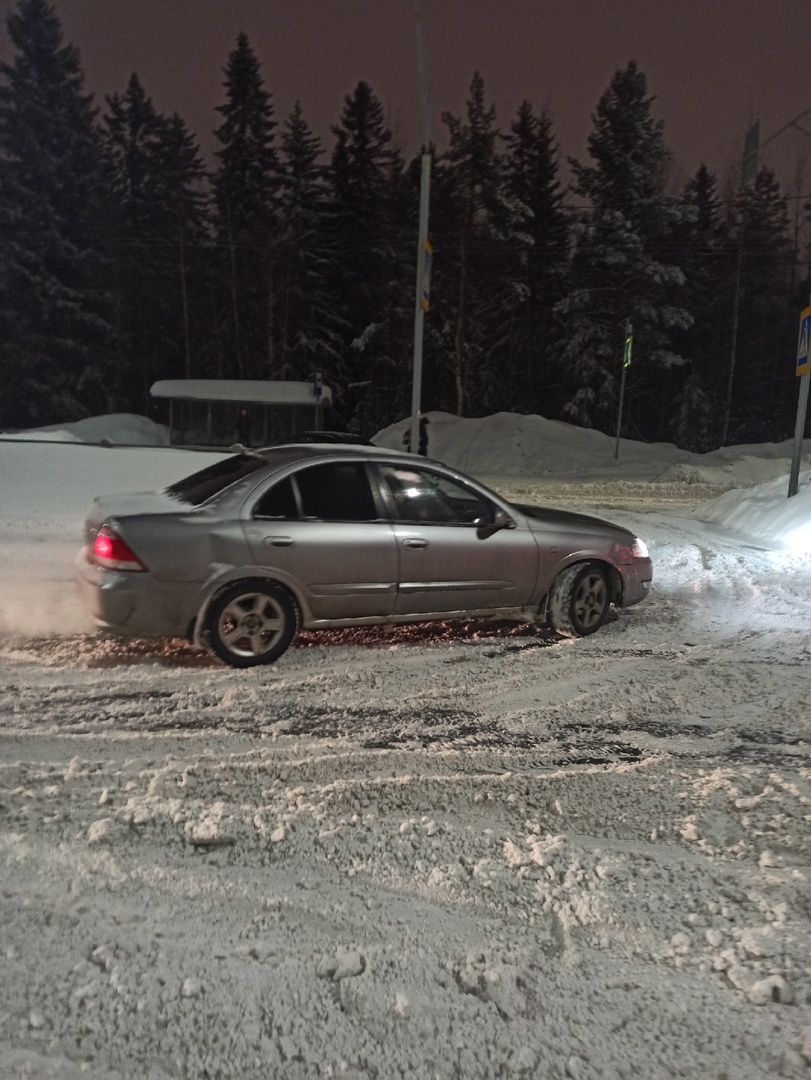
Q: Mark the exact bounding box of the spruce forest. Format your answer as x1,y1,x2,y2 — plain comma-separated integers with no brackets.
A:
1,0,808,450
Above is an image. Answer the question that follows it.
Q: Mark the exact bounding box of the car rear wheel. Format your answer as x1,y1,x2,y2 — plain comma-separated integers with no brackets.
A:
547,563,610,637
202,580,299,668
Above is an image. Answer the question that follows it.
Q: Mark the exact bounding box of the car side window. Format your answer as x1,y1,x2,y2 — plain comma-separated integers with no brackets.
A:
379,464,495,526
253,476,299,520
294,462,378,522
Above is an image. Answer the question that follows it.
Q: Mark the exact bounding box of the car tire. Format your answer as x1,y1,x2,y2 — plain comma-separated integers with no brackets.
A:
201,580,299,668
547,563,610,637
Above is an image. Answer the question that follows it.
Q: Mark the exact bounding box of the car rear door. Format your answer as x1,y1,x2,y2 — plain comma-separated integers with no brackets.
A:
243,460,399,621
376,462,539,616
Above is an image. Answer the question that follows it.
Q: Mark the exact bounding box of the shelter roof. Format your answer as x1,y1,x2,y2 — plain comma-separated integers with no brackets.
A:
150,379,331,407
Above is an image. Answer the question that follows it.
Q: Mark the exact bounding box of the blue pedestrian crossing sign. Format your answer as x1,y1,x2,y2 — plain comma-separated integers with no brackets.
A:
797,305,811,376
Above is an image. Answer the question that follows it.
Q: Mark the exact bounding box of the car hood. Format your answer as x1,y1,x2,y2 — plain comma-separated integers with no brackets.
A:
510,502,634,541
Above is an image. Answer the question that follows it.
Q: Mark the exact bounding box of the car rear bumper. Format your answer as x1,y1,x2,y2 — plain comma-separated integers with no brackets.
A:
74,547,196,639
620,559,653,608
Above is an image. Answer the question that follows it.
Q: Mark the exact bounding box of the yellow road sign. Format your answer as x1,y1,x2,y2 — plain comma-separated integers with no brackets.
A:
797,305,811,376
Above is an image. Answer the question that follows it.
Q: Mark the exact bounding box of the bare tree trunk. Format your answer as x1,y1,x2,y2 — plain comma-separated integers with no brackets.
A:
721,231,744,446
278,273,291,379
266,243,275,380
453,237,468,414
226,206,242,378
113,248,124,411
178,231,192,378
789,153,807,298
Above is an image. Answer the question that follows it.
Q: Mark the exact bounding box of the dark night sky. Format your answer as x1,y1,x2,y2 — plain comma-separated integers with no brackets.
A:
3,0,811,192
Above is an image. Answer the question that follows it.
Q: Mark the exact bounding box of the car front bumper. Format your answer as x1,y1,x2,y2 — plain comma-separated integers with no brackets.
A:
620,558,653,608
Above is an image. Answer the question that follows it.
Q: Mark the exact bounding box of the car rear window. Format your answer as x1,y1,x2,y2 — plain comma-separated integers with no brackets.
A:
296,462,378,521
165,454,267,506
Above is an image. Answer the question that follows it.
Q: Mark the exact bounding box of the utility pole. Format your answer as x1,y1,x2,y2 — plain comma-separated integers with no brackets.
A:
408,0,432,455
720,121,759,447
788,295,811,497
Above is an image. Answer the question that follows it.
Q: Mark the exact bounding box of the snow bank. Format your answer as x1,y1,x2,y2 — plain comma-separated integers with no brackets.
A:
1,412,170,446
374,411,689,478
375,411,811,490
0,442,226,522
694,469,811,550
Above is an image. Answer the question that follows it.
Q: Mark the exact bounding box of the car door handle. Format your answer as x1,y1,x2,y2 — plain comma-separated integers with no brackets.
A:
263,536,293,547
402,537,428,549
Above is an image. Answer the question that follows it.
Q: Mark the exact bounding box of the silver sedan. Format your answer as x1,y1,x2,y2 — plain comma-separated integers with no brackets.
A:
75,443,653,668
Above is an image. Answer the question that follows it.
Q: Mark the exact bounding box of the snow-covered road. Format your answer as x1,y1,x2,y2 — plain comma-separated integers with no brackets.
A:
1,421,811,1079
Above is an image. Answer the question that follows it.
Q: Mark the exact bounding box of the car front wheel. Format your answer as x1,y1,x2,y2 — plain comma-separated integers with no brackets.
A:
547,563,610,637
202,580,299,668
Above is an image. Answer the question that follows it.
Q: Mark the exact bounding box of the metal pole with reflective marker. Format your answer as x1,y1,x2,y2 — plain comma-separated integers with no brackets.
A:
409,0,432,455
789,302,811,497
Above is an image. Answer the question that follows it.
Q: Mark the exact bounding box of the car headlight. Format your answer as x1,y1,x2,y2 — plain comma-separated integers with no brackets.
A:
631,537,649,559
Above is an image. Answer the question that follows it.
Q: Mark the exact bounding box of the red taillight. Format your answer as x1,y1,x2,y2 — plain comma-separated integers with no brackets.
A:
92,526,147,572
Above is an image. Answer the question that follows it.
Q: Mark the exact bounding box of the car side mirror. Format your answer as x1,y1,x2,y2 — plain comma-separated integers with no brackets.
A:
477,508,514,539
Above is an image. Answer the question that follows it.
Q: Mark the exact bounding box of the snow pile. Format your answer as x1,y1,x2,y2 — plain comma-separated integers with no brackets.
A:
694,470,811,550
375,410,689,478
661,452,805,489
1,412,170,446
377,411,811,488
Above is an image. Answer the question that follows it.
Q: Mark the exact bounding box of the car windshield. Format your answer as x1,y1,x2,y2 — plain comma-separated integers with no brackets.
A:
165,454,267,506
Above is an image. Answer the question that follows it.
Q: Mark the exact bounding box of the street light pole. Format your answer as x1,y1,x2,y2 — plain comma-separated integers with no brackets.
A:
789,292,811,498
408,0,431,455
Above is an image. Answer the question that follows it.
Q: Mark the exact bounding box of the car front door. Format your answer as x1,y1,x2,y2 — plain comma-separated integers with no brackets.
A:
376,463,539,617
244,461,398,622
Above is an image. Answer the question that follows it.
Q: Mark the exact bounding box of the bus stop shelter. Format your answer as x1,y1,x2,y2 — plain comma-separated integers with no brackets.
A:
150,379,332,447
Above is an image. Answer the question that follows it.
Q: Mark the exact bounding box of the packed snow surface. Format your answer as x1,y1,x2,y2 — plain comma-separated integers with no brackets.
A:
1,411,811,1080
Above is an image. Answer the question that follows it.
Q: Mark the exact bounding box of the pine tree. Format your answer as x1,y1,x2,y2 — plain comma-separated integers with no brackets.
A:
102,74,208,408
0,0,115,428
559,61,692,439
669,165,731,450
432,71,522,416
499,100,568,416
725,168,794,443
211,33,279,380
151,113,210,382
275,102,344,383
103,72,157,407
362,149,418,431
328,81,408,433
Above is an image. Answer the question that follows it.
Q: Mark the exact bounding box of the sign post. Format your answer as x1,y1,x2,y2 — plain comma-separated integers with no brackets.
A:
420,239,432,312
614,322,632,461
788,303,811,497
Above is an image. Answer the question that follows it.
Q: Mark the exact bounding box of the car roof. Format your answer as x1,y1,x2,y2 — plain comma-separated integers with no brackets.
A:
251,441,404,463
287,431,375,445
